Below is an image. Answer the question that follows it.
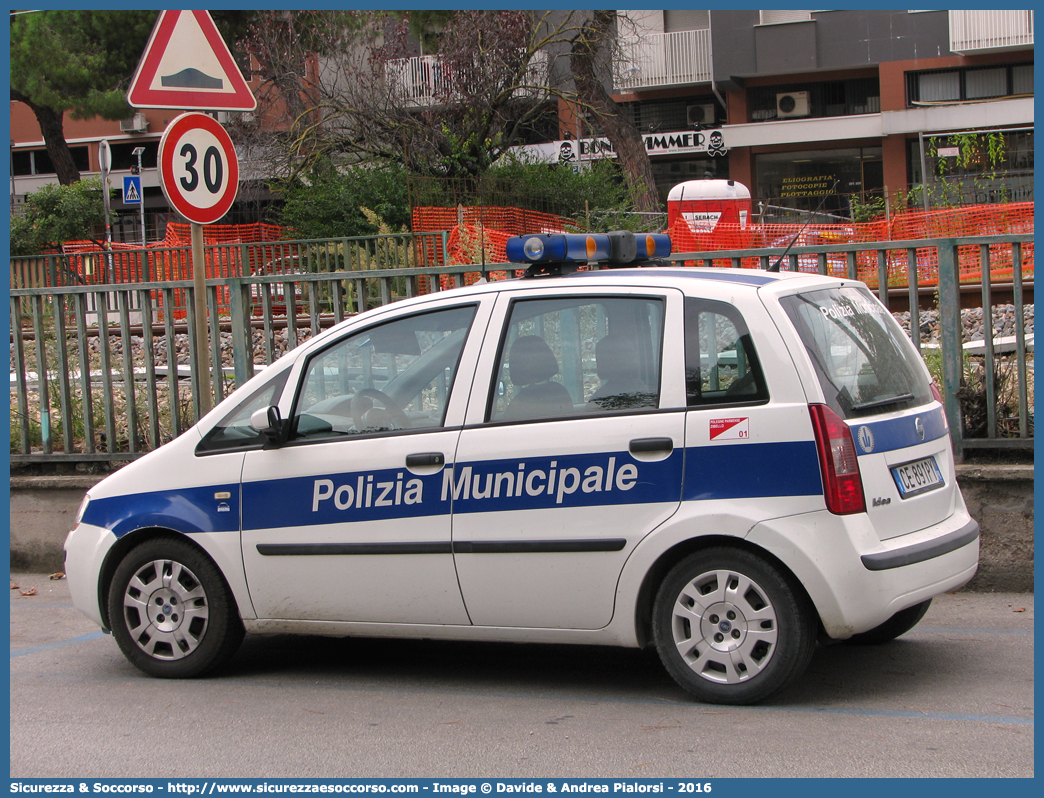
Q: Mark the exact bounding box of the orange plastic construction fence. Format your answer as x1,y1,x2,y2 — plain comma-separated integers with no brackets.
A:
50,201,1031,317
412,206,574,290
668,202,1034,288
417,202,1032,290
159,222,288,246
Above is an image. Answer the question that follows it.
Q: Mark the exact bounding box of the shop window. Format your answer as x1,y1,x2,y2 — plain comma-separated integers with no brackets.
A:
754,147,882,220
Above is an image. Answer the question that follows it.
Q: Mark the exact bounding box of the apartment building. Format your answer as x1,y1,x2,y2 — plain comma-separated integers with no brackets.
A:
606,9,1035,216
516,9,1032,217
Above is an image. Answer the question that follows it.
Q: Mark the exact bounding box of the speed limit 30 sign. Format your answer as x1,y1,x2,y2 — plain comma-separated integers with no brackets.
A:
158,112,240,224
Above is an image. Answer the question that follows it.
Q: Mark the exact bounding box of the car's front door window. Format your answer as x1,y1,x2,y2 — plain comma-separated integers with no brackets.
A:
290,305,476,441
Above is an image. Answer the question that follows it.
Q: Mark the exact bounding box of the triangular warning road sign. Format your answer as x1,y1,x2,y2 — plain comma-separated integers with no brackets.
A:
127,10,257,111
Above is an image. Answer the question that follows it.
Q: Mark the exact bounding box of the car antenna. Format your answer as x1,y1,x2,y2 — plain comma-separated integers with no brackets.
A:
767,180,840,273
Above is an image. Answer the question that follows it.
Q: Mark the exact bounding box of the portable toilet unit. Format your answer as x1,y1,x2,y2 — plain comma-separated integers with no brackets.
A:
667,180,752,232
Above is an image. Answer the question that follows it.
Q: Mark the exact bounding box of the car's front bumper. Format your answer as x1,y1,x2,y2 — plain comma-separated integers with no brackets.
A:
64,522,118,632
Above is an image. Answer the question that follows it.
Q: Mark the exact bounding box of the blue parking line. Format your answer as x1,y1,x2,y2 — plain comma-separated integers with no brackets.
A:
10,631,107,658
917,625,1032,636
7,631,1034,726
765,705,1033,725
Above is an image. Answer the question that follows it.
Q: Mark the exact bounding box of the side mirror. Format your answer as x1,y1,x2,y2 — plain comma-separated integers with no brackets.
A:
250,406,284,447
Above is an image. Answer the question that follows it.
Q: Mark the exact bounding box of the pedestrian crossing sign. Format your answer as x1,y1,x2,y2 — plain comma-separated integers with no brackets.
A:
123,176,142,205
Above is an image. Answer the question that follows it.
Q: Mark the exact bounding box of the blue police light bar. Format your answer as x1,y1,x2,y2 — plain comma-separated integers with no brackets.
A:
507,232,672,277
640,233,672,259
506,234,611,264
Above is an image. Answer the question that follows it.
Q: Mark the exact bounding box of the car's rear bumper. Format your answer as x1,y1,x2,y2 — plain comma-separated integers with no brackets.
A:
746,505,980,638
860,518,979,571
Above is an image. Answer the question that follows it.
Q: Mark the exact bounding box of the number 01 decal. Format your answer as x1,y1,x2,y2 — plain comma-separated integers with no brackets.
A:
158,112,240,225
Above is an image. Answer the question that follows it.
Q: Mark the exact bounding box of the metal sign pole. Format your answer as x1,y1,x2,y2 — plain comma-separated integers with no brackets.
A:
132,146,146,247
191,222,213,414
98,140,115,283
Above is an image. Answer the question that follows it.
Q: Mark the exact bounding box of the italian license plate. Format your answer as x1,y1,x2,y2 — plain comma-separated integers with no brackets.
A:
891,456,944,497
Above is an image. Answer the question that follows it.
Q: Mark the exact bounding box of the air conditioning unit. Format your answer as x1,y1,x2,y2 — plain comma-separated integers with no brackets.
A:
686,103,716,126
120,113,149,134
776,91,810,118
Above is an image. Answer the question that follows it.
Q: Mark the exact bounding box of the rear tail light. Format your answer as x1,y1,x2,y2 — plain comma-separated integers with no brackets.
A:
929,382,950,430
809,404,866,515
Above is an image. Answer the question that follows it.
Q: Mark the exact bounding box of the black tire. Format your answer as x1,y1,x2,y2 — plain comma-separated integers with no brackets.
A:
107,537,244,678
652,547,817,705
845,599,932,645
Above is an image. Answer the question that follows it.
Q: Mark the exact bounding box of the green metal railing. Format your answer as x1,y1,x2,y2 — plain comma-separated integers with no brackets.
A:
9,233,1033,463
10,230,451,291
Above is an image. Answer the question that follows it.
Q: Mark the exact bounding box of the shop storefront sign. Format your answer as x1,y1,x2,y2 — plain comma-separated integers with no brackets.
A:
780,174,837,197
519,129,730,165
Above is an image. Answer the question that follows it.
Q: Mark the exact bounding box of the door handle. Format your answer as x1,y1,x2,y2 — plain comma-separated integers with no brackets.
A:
629,437,674,455
406,452,445,468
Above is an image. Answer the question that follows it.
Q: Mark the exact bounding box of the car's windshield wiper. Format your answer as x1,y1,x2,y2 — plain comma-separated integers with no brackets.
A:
850,392,915,411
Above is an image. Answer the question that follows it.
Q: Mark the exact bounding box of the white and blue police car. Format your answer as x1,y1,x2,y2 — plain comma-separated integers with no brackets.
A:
64,231,979,704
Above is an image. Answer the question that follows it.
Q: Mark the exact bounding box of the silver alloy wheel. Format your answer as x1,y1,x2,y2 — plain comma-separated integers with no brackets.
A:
121,559,210,661
671,567,779,684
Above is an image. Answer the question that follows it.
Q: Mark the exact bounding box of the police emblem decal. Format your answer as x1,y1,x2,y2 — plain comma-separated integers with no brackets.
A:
857,425,875,453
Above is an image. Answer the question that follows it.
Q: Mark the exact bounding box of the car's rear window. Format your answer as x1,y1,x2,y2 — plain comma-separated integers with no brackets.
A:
780,286,933,419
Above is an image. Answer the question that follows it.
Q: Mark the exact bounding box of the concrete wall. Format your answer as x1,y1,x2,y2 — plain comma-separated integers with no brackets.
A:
956,464,1035,592
9,466,1034,590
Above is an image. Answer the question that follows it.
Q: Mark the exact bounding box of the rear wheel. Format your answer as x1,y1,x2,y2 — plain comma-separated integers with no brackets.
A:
845,599,932,645
107,537,244,678
653,547,817,705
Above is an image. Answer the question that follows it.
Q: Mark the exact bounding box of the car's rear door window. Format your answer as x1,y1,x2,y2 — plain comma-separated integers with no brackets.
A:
488,296,664,422
684,297,768,406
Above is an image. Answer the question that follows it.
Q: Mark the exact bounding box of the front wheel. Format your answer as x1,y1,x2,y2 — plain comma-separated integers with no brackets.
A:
652,547,817,705
107,537,244,678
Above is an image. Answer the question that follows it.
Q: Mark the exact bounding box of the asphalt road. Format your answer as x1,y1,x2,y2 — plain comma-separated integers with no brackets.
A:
9,573,1034,779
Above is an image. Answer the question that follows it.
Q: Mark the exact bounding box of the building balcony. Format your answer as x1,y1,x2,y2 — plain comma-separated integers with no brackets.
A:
614,28,712,91
950,10,1034,54
386,50,550,108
